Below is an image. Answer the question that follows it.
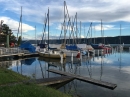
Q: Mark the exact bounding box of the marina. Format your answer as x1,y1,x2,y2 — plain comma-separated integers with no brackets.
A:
0,47,130,97
1,0,130,96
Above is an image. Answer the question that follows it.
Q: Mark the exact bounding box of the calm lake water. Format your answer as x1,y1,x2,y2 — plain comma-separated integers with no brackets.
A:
3,49,130,97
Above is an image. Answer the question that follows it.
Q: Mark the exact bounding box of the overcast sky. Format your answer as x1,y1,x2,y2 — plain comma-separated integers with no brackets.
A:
0,0,130,40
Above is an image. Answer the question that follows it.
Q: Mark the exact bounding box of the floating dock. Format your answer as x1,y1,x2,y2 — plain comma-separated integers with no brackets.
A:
0,53,38,58
29,76,74,86
48,69,117,90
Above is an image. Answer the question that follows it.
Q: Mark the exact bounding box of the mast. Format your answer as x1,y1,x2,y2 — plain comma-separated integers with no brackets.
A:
91,23,92,43
64,1,65,45
103,27,105,44
80,21,81,43
48,8,49,50
94,25,95,44
21,6,22,41
76,12,77,44
101,19,103,44
35,26,36,46
84,25,85,43
120,24,121,45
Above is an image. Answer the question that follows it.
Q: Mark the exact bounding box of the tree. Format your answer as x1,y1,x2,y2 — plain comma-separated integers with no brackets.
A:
0,24,17,47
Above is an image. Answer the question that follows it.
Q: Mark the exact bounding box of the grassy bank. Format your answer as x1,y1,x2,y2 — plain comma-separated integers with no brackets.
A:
0,68,71,97
0,68,29,85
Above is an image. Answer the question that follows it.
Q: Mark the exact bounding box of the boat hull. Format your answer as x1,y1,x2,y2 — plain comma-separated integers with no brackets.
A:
38,52,66,59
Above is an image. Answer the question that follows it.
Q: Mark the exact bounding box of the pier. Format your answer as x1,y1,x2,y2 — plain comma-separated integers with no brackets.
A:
0,47,38,58
48,69,117,90
33,76,74,86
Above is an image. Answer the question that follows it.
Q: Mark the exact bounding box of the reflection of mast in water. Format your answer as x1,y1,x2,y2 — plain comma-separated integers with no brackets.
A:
68,60,81,75
66,80,80,96
38,60,44,78
100,56,104,80
119,49,122,71
16,60,19,73
86,56,92,78
45,62,47,78
20,60,22,75
34,58,36,79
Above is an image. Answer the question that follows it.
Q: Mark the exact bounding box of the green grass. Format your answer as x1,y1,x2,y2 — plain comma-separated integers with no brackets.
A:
0,68,29,85
0,68,71,97
0,83,71,97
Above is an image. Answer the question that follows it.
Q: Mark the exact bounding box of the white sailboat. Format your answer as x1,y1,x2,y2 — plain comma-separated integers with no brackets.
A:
59,1,82,57
38,8,66,59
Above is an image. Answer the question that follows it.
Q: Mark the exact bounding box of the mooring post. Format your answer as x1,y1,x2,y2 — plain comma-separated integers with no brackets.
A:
71,53,73,62
87,50,89,57
98,50,99,57
80,51,82,61
60,53,63,64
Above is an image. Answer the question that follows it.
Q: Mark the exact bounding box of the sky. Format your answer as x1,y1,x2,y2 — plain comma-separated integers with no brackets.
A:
0,0,130,41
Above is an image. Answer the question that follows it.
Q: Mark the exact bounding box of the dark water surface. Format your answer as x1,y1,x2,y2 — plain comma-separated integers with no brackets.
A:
5,50,130,97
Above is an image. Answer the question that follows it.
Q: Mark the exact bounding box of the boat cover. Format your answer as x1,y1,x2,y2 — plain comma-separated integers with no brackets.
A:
66,45,81,51
20,41,36,53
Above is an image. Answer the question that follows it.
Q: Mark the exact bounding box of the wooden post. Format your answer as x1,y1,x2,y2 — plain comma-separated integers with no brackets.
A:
6,34,9,48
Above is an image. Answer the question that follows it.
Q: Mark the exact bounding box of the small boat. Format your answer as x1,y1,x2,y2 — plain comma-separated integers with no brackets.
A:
38,50,66,59
91,43,104,49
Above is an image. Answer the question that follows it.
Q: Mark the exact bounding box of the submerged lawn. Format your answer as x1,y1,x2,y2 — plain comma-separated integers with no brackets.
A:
0,68,71,97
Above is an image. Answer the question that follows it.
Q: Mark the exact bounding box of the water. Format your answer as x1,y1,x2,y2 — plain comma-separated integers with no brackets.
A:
2,49,130,97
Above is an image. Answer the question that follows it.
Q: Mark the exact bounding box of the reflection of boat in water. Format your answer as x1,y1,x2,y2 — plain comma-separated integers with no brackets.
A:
38,57,66,68
65,56,93,63
21,58,36,65
38,57,61,62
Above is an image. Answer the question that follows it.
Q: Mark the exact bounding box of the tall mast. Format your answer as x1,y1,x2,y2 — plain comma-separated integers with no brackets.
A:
94,25,95,44
91,23,92,43
21,6,22,41
76,12,77,43
80,21,81,43
48,8,49,50
120,24,121,45
84,25,85,43
35,26,36,46
101,19,103,44
64,1,65,45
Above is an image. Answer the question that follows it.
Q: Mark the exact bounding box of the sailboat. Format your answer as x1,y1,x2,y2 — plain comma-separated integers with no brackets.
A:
90,20,112,54
59,1,84,57
38,8,66,59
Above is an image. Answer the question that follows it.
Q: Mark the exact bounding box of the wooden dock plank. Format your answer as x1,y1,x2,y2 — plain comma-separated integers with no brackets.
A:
48,69,117,90
33,76,74,86
0,53,38,57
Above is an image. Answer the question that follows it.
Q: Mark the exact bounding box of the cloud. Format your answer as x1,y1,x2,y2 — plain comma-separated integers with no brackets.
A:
1,0,130,40
95,24,115,31
1,0,130,23
0,16,35,32
94,57,113,64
